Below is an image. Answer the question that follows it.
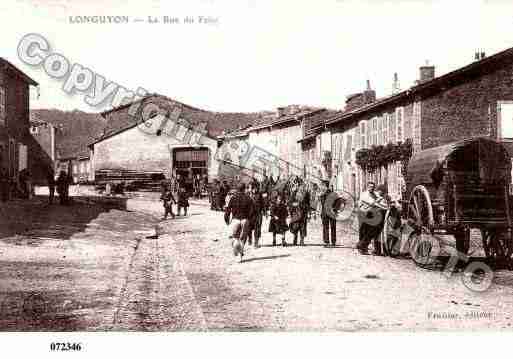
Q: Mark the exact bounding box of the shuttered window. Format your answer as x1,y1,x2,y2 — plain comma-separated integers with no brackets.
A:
376,116,384,145
389,112,396,143
396,107,404,142
359,121,366,149
371,117,378,146
344,134,352,161
383,113,389,144
0,86,5,126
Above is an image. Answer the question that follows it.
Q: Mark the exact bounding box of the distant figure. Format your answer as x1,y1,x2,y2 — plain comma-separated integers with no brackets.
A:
160,187,176,220
248,184,264,248
47,170,55,205
320,180,337,247
56,171,70,205
177,187,190,216
18,168,32,199
218,180,230,210
269,194,289,247
193,174,201,198
211,179,220,210
0,167,9,202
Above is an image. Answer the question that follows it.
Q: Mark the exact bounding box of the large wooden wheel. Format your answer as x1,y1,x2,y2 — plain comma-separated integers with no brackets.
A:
407,185,437,267
480,228,513,268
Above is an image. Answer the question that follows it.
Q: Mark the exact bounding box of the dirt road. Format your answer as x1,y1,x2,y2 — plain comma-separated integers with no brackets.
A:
1,197,513,331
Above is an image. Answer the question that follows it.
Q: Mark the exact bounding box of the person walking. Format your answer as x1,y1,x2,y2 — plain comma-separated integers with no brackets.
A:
177,187,190,216
269,194,289,247
160,186,176,219
289,179,310,246
219,180,230,210
320,180,337,247
224,183,254,260
56,171,70,205
248,183,264,248
47,170,55,205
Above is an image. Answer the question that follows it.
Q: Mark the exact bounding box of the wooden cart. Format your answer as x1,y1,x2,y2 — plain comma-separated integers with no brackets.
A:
383,137,513,268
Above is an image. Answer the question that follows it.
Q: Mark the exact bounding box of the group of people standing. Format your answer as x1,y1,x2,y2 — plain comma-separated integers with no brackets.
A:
160,175,191,219
356,181,401,256
223,175,339,259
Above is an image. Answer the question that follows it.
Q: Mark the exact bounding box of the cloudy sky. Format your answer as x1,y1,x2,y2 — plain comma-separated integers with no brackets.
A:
1,0,513,113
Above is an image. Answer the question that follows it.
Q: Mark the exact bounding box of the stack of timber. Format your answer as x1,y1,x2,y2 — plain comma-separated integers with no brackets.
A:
95,169,165,192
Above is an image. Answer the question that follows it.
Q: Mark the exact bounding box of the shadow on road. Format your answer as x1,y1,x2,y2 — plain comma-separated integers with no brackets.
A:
0,196,128,242
241,254,290,263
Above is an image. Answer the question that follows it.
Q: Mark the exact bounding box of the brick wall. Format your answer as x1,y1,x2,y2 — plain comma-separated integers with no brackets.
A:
420,60,513,149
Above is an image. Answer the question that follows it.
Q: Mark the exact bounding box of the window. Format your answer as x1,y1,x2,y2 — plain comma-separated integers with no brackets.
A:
0,86,5,125
383,113,389,144
396,107,404,142
344,134,352,161
499,101,513,139
377,116,383,145
371,117,378,146
367,120,372,147
359,121,367,149
389,112,396,143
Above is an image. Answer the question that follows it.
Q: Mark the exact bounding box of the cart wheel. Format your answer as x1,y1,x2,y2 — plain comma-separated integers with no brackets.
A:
480,228,513,268
407,185,434,231
407,185,437,267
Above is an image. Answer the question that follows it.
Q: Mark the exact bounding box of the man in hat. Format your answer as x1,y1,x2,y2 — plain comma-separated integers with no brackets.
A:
225,182,254,260
320,180,337,247
248,183,264,248
357,181,384,255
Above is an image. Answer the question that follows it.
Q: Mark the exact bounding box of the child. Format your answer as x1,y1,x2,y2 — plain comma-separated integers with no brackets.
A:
177,187,190,216
269,194,289,246
160,188,176,220
289,201,303,246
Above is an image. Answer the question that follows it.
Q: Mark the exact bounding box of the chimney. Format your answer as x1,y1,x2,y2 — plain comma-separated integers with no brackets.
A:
419,61,435,83
480,51,486,59
392,72,400,94
276,107,285,117
363,79,376,104
288,104,300,115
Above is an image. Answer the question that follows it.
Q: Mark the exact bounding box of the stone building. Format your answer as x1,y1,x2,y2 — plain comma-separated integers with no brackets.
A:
218,105,326,184
29,116,57,171
326,46,513,200
90,94,259,190
0,58,47,190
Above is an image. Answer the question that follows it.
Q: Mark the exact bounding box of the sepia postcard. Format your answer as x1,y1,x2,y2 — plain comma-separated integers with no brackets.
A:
1,0,513,357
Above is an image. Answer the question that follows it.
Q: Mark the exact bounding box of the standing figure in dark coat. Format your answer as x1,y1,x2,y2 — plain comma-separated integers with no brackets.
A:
289,180,311,246
320,180,337,247
177,187,190,216
218,180,230,210
0,167,9,202
160,187,176,219
56,171,70,205
47,170,55,205
248,184,265,248
269,194,289,246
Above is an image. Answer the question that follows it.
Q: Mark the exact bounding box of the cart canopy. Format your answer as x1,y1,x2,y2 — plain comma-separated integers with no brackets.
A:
407,137,512,187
